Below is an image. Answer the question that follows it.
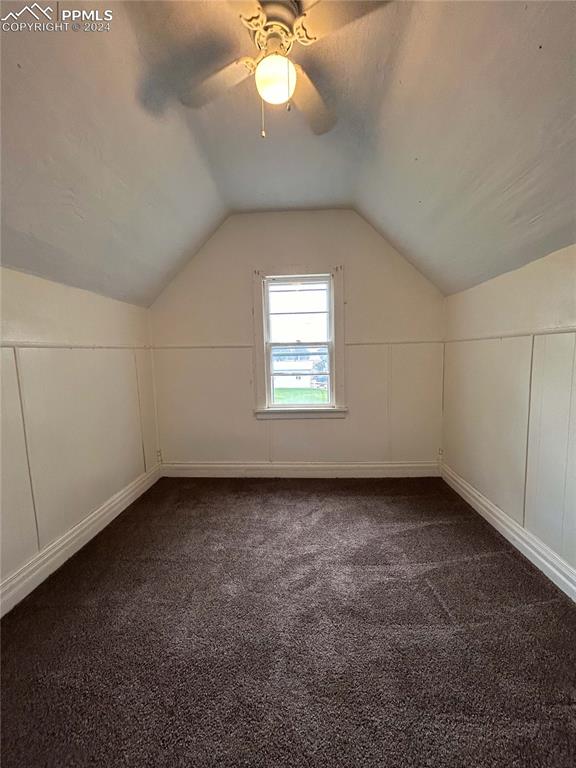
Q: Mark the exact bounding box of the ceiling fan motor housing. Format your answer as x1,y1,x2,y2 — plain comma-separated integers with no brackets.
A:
246,1,302,54
260,1,301,27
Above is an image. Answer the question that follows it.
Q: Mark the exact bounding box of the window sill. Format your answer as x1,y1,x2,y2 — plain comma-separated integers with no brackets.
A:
254,407,348,420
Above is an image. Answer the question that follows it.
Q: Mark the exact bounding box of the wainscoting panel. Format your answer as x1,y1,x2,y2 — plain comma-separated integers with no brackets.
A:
389,343,443,461
154,348,268,462
525,332,576,566
0,348,38,580
135,348,159,471
18,348,145,548
443,337,532,524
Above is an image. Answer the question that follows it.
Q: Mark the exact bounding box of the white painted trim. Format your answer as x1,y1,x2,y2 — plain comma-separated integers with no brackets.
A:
444,325,576,344
0,465,161,617
0,342,152,349
152,344,254,350
346,340,445,346
5,333,571,349
442,464,576,602
254,407,348,420
163,461,440,478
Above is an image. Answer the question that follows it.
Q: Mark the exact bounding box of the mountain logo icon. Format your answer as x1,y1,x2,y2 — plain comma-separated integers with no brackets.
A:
1,3,53,22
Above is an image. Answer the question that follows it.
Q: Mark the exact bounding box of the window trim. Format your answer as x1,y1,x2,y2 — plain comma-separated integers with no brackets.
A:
253,266,347,419
264,274,334,408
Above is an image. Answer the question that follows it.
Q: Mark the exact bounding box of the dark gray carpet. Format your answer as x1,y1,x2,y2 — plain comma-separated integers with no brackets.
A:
2,478,576,767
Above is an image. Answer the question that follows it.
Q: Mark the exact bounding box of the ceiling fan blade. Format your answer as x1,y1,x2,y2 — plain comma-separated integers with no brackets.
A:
226,1,266,30
294,1,385,45
180,57,255,108
292,65,336,135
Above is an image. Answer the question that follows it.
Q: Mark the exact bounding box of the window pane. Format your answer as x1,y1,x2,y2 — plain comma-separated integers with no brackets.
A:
268,282,328,314
271,346,329,375
269,312,329,342
272,375,330,405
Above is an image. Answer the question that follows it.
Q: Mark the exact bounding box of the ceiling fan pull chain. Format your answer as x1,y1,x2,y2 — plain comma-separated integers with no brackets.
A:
261,98,267,138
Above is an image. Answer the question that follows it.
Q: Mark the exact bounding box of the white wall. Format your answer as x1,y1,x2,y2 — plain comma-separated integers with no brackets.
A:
0,268,159,613
443,245,576,596
151,210,445,473
445,244,576,340
1,268,150,347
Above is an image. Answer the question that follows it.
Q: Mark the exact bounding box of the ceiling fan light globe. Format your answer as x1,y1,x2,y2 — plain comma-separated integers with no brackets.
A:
255,54,297,105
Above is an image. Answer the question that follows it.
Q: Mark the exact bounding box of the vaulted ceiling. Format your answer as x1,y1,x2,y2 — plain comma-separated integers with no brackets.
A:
1,0,574,305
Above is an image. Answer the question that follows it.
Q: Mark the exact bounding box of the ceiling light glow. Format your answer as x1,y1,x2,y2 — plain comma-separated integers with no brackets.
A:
255,54,297,105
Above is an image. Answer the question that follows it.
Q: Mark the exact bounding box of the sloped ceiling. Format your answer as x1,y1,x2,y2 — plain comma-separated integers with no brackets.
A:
1,0,574,304
1,0,225,305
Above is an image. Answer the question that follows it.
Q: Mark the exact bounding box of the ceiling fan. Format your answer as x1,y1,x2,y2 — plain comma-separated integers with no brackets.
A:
180,1,383,135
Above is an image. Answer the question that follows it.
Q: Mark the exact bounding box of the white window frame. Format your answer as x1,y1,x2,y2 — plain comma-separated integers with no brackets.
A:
265,274,334,407
253,266,347,419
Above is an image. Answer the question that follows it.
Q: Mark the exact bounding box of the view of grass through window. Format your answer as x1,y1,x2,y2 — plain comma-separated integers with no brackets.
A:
266,277,332,406
273,388,330,404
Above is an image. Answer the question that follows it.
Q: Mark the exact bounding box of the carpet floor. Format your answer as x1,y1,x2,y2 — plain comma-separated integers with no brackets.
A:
2,478,575,767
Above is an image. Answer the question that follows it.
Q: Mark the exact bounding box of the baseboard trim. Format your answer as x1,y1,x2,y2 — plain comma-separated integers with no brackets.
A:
163,461,440,478
442,464,576,602
0,465,161,617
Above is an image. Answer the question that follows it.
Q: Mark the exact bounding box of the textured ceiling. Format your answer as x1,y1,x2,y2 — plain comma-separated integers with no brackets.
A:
1,0,574,304
0,0,226,305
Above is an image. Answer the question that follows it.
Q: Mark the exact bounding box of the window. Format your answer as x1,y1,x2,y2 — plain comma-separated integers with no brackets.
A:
265,275,333,407
253,268,346,418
